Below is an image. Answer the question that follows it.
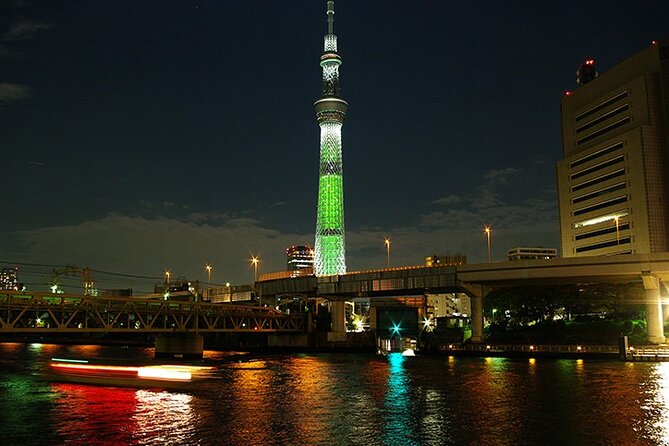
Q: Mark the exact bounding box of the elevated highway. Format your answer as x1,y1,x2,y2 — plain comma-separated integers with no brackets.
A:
258,252,669,344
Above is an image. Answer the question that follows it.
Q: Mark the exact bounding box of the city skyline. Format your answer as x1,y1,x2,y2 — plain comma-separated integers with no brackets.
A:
1,1,668,289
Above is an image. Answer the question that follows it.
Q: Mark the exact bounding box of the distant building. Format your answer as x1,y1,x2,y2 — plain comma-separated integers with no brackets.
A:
286,245,314,276
425,254,467,267
557,41,669,257
427,293,470,319
507,247,558,261
1,267,22,290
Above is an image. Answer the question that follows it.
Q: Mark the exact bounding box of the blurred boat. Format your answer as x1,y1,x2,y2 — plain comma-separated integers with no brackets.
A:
47,357,216,389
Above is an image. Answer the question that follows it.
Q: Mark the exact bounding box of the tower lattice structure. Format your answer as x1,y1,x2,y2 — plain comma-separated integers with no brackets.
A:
314,0,348,276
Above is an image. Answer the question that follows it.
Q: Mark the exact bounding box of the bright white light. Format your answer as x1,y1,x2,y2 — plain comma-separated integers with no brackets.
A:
324,34,337,52
138,366,192,381
574,210,629,228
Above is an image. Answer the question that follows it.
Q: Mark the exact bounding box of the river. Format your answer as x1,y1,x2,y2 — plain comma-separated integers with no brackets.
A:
1,342,668,445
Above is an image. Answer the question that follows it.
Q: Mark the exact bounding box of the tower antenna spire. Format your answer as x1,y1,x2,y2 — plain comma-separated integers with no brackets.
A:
314,0,348,276
327,1,335,34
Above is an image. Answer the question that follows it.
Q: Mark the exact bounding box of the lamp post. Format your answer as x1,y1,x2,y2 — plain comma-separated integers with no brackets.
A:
250,256,259,282
484,226,492,262
614,216,620,245
384,238,391,268
205,264,212,294
165,270,171,284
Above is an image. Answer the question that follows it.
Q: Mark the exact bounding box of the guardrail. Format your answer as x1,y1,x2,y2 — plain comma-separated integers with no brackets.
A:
440,343,619,355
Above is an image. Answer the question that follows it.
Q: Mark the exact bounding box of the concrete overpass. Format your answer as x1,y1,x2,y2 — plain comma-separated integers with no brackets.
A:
258,252,669,344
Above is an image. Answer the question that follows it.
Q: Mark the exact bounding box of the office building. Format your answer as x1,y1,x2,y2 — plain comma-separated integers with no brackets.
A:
425,254,467,267
286,245,314,276
557,40,669,257
507,247,558,261
1,267,21,290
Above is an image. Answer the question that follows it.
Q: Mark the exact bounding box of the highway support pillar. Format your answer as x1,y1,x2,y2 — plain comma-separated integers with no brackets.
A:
642,273,665,344
327,300,347,343
155,333,204,360
460,283,491,344
369,306,377,331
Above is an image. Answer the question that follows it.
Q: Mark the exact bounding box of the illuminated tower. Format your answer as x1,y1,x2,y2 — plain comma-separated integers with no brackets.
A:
314,0,348,276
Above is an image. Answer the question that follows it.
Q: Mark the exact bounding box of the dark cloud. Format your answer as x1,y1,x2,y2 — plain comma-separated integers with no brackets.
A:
2,19,51,41
431,194,462,206
0,82,30,101
484,167,521,186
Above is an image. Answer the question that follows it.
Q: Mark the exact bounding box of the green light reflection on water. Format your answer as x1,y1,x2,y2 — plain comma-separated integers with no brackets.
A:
1,375,55,441
382,353,419,446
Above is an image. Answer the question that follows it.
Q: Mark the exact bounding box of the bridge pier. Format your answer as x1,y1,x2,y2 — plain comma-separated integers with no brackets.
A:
642,273,665,344
369,306,377,331
326,300,347,342
460,283,490,344
155,333,204,360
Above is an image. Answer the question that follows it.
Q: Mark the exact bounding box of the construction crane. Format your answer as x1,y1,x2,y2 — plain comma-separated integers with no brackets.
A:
50,266,95,295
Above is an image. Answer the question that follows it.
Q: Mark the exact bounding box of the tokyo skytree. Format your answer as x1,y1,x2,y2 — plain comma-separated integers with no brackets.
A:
314,0,348,276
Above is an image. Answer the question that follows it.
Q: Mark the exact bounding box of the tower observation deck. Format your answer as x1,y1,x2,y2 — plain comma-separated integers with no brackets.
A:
314,0,348,276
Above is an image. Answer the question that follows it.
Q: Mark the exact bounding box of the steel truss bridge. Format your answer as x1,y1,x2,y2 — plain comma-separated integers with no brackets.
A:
0,291,305,334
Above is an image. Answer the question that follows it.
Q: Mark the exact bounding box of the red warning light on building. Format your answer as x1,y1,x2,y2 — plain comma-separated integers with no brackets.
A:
577,59,598,86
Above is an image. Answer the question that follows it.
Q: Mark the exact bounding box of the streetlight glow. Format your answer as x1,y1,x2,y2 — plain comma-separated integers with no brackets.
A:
250,256,259,282
384,238,391,268
165,270,171,283
484,226,492,262
205,264,212,292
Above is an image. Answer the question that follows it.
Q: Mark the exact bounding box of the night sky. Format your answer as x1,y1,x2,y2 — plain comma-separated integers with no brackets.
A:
1,1,668,291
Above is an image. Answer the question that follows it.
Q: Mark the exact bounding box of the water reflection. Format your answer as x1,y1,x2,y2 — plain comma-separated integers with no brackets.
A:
645,362,669,444
7,342,669,445
133,391,196,445
51,384,139,445
383,353,417,446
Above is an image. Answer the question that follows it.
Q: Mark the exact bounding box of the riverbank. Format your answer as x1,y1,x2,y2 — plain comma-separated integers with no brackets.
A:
431,343,620,359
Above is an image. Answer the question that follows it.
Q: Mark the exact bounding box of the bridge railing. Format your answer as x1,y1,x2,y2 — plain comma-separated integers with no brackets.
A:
0,291,305,334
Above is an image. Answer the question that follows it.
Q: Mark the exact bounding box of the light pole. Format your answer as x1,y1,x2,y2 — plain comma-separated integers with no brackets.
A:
250,256,259,282
614,216,620,245
484,226,492,262
384,238,391,268
205,264,212,291
165,270,171,284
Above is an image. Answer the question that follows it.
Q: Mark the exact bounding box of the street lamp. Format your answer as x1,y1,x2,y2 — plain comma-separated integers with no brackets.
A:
205,264,212,289
484,226,492,262
614,216,620,245
165,270,171,284
384,238,391,268
250,256,259,281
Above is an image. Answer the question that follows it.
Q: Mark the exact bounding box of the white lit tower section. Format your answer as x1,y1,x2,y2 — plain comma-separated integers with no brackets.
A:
314,0,348,276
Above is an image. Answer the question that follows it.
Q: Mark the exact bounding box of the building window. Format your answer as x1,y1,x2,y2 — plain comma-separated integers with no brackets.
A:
576,104,629,134
573,210,628,229
570,156,624,180
572,182,627,204
571,168,625,192
573,195,628,216
575,222,630,241
576,236,631,253
576,117,631,146
570,142,624,169
575,90,628,122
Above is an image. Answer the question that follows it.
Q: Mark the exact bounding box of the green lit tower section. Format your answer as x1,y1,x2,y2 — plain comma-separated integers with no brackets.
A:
314,0,347,276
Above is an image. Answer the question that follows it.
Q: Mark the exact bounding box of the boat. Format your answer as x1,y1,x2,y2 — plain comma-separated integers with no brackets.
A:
47,357,216,389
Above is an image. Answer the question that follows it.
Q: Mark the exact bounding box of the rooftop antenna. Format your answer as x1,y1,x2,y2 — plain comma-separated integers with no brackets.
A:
327,1,335,34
